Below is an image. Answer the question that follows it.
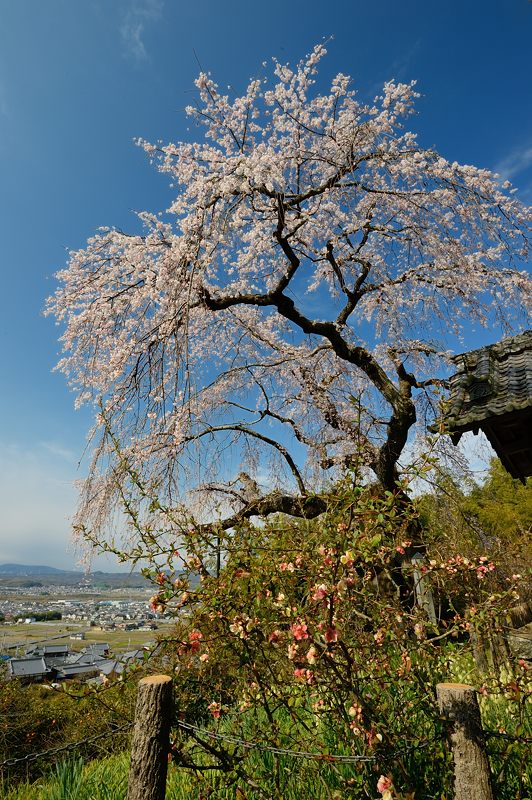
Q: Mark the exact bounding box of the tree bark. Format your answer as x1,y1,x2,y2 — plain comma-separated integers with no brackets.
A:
436,683,494,800
507,600,532,629
128,674,172,800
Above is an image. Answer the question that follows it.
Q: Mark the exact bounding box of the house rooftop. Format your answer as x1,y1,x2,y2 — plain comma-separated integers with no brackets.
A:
26,644,70,657
82,643,110,654
8,657,48,677
57,663,100,678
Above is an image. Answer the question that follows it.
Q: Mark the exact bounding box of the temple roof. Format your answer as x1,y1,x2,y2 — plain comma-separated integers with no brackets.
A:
442,330,532,481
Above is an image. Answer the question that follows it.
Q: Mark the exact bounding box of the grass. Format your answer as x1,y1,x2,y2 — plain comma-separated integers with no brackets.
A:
2,755,128,800
0,696,439,799
3,749,407,800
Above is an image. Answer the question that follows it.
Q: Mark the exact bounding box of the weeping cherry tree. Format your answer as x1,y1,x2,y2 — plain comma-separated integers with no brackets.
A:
47,44,531,555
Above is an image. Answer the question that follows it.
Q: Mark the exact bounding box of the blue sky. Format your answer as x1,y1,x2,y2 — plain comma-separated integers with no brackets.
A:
0,0,530,570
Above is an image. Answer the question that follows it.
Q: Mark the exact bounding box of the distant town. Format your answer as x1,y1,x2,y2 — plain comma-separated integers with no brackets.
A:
0,563,173,685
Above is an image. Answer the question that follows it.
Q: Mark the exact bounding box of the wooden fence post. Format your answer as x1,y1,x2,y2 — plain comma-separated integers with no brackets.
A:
127,674,173,800
436,683,494,800
411,552,437,624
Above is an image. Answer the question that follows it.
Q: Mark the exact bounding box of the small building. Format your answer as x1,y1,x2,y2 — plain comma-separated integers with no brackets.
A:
441,330,532,482
67,651,106,666
26,644,71,658
25,644,72,668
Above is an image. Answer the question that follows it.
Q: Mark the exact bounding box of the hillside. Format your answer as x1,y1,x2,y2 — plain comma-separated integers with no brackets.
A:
0,563,72,575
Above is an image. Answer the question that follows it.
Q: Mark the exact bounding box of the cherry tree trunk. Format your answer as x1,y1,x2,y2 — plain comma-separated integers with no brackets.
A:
436,683,493,800
127,674,172,800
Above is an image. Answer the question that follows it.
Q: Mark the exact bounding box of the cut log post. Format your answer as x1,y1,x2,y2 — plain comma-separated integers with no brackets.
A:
436,683,494,800
127,674,173,800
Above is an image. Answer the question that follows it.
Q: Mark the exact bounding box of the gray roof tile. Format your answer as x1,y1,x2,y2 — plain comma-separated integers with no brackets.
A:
8,657,48,677
444,330,532,431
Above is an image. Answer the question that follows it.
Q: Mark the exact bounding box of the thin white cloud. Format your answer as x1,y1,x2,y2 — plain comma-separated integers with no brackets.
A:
120,0,163,61
39,441,77,463
494,142,532,181
388,39,422,81
367,40,422,99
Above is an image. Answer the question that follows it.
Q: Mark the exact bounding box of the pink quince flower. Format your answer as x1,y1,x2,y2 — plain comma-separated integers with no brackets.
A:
373,628,385,645
325,626,338,643
188,629,203,653
291,622,309,641
207,701,221,719
294,668,315,684
287,643,298,660
377,774,393,795
337,521,348,532
340,550,354,566
312,583,328,601
279,561,295,572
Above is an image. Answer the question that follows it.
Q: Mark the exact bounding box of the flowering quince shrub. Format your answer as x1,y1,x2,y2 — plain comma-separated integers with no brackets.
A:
123,479,528,799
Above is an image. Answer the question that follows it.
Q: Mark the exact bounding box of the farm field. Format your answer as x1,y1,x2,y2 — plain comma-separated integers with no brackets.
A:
0,620,172,654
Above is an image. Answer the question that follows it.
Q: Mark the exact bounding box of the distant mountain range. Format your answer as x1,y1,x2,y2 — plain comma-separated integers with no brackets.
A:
0,563,76,575
0,563,149,587
0,563,140,577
